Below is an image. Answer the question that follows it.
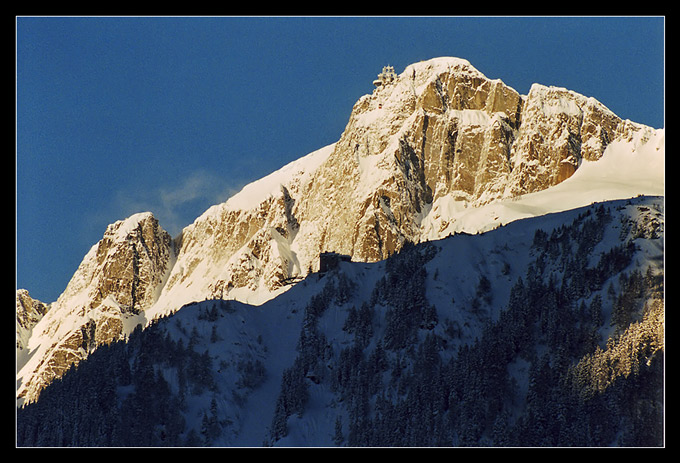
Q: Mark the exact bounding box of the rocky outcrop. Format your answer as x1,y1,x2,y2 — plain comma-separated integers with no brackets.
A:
17,212,174,404
150,145,333,310
16,290,50,350
505,83,640,198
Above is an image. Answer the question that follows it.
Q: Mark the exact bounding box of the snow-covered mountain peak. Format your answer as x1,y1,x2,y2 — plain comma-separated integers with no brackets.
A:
151,57,663,316
105,211,157,241
17,56,664,407
404,56,489,86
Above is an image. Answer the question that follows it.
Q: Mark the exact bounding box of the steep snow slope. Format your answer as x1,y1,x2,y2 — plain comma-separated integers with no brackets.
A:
224,143,334,212
147,143,336,319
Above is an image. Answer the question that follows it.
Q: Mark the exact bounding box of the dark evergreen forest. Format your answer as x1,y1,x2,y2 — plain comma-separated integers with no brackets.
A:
17,200,664,447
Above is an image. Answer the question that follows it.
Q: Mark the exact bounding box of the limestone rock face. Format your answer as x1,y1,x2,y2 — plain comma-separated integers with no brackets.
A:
84,212,174,313
147,57,663,314
285,59,521,266
505,84,624,197
17,212,174,404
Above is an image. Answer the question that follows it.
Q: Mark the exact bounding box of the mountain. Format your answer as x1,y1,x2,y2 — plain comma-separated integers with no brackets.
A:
16,212,174,405
16,195,664,446
150,57,662,312
16,57,664,417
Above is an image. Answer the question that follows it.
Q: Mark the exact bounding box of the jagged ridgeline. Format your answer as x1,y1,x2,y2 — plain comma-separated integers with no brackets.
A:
17,197,664,447
16,57,664,409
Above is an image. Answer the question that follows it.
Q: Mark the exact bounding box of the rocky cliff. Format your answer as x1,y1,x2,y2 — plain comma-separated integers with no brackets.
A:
17,212,174,404
153,57,660,310
17,56,664,404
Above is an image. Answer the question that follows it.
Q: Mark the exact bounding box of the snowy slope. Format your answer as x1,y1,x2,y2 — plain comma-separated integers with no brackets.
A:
235,196,663,446
18,193,661,446
223,143,334,212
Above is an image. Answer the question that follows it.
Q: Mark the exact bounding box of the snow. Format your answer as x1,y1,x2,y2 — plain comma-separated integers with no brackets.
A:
108,211,154,241
222,143,335,212
404,57,487,93
529,84,587,118
450,109,491,127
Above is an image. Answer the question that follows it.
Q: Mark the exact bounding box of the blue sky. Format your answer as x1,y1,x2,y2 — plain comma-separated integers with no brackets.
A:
16,16,664,303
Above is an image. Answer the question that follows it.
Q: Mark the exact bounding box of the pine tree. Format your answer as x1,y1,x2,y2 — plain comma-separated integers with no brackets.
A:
333,415,344,445
210,325,220,343
200,397,221,445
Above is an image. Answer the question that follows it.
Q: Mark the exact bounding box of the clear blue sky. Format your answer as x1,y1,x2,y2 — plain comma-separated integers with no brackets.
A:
16,16,665,303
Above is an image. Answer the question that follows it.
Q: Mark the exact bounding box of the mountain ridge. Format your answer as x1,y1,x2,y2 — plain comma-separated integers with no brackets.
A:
150,56,663,311
16,56,664,406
